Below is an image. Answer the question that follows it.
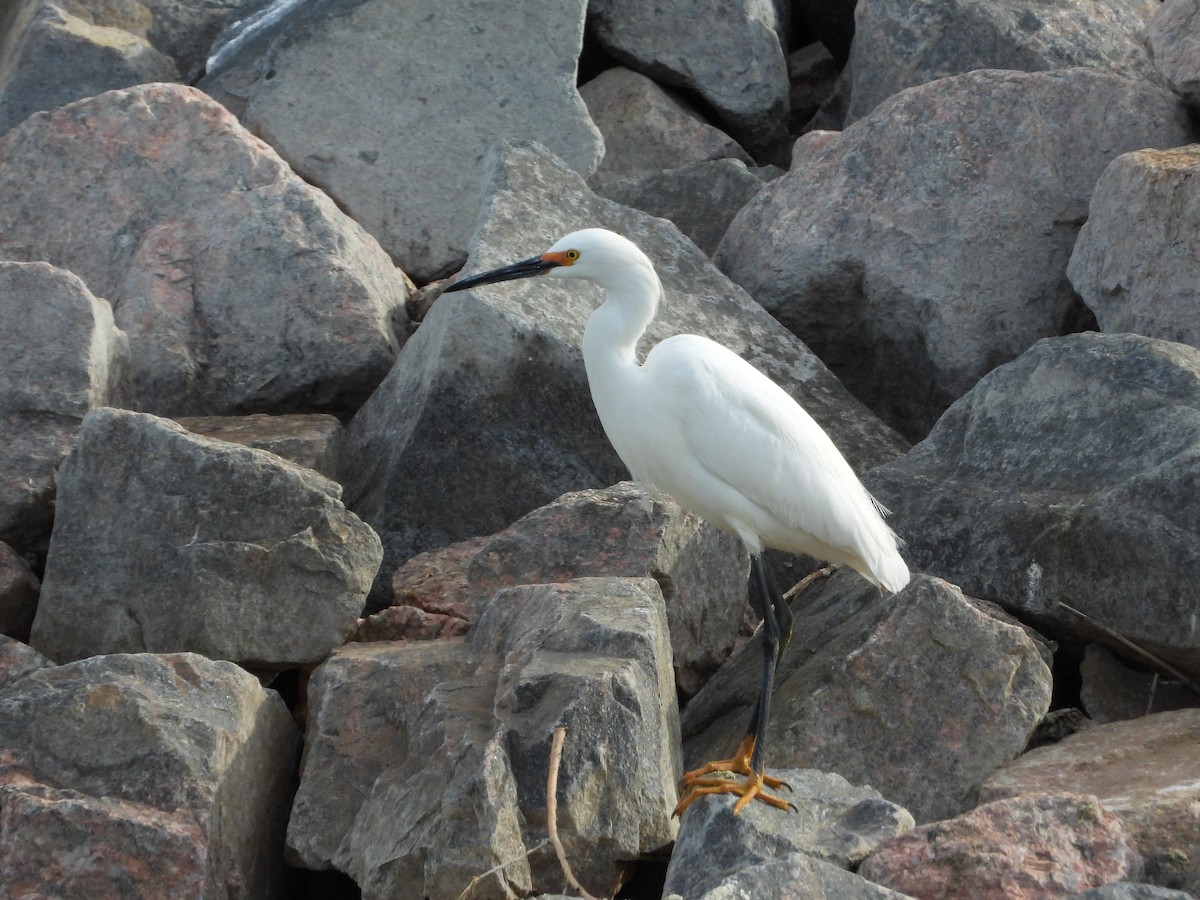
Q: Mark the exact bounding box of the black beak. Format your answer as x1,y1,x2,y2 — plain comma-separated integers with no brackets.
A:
442,255,559,292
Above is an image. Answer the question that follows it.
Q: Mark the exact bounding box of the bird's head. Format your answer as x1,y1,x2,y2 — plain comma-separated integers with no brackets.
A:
443,228,655,293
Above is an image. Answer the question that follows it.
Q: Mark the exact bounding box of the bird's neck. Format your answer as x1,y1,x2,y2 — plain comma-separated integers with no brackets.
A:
581,265,661,381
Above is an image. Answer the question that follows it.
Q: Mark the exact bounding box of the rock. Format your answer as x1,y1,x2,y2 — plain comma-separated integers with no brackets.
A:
1147,0,1200,108
31,408,381,667
0,542,40,640
581,66,751,192
717,68,1196,440
349,604,470,643
788,42,841,130
0,0,246,135
681,574,1053,824
174,413,345,482
981,709,1200,888
794,0,857,64
664,768,914,897
599,159,771,256
0,83,407,416
288,576,680,899
344,140,907,600
676,850,917,899
1071,883,1200,899
860,793,1144,899
841,0,1161,125
867,332,1200,680
1079,644,1197,724
1068,147,1200,349
201,0,601,282
0,261,132,555
588,0,789,152
0,652,300,899
0,635,52,690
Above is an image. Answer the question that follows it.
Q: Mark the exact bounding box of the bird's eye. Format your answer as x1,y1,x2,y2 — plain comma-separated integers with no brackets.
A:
565,249,580,261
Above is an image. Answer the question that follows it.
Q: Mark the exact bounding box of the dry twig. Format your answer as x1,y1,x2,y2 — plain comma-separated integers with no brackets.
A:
548,727,601,900
455,841,551,900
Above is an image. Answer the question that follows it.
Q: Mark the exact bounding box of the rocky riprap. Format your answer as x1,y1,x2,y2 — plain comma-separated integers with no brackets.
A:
1,0,1199,898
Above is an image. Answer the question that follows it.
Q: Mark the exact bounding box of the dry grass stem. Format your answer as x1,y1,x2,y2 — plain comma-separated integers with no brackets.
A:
548,726,601,900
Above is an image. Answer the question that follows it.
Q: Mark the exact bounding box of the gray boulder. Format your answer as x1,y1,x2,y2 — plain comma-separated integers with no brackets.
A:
288,576,680,899
718,68,1196,439
174,412,345,482
664,768,914,898
682,574,1053,824
31,408,381,666
0,541,39,640
0,0,245,135
1068,147,1200,348
0,634,51,690
840,0,1161,125
0,82,407,417
1147,0,1200,108
867,332,1200,680
581,66,751,193
1072,884,1200,899
201,0,602,281
588,0,789,152
344,140,907,601
0,652,300,899
0,261,131,555
1079,644,1197,724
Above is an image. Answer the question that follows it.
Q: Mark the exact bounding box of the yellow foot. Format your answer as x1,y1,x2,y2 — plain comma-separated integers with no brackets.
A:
673,735,794,817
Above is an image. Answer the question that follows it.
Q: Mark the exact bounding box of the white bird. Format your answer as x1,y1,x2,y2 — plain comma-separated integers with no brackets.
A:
445,228,909,814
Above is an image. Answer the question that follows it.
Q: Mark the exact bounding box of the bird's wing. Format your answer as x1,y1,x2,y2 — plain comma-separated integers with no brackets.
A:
648,336,896,565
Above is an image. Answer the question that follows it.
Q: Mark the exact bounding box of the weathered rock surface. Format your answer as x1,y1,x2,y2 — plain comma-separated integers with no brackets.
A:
1079,645,1197,724
674,851,917,899
1072,883,1200,899
664,768,914,898
288,576,680,899
0,0,243,135
840,0,1160,125
0,261,132,555
361,482,748,696
344,140,907,600
201,0,601,282
0,542,40,640
1068,147,1200,348
718,68,1196,439
868,332,1200,680
0,652,300,899
581,66,751,192
982,709,1200,888
588,0,789,152
860,793,1144,899
0,83,407,417
1147,0,1200,107
682,574,1053,824
174,412,345,482
31,408,381,666
0,635,51,690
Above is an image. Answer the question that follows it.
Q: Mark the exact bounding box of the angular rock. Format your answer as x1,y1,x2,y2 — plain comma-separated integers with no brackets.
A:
0,635,51,691
867,332,1200,680
0,83,407,416
717,68,1196,439
588,0,789,152
674,851,917,899
288,577,680,899
860,793,1143,899
788,42,841,130
1068,147,1200,348
174,413,344,482
841,0,1161,125
682,574,1053,824
0,261,131,554
794,0,857,64
1147,0,1200,107
31,408,381,666
0,542,39,640
581,66,751,192
201,0,601,282
0,652,300,899
1072,884,1200,899
1080,644,1197,724
664,768,914,898
981,709,1200,888
599,159,771,256
344,140,907,599
0,0,244,135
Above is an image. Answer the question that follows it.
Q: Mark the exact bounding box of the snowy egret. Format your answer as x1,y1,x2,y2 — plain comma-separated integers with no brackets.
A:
445,228,909,814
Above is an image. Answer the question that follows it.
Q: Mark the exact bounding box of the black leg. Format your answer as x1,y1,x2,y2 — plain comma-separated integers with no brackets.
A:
746,555,794,773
